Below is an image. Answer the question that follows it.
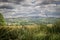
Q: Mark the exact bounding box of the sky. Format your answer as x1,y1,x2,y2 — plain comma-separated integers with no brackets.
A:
0,0,60,18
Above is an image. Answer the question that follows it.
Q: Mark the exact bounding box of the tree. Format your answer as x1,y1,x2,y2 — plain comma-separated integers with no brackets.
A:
0,13,6,26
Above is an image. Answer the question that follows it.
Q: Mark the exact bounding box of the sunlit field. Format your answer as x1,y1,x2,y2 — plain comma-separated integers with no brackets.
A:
0,17,60,40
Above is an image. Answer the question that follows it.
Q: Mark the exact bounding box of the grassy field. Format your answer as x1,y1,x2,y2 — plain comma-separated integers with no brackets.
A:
0,22,60,40
0,18,60,40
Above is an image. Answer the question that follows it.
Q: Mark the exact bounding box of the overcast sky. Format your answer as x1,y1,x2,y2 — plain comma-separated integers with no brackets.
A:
0,0,60,18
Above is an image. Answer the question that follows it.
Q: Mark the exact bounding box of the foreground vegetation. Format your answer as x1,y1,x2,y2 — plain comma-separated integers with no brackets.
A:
0,13,60,40
0,21,60,40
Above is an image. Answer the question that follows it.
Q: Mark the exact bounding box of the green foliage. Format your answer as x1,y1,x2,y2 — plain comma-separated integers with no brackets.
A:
0,13,6,26
0,18,60,40
53,20,60,33
47,20,60,33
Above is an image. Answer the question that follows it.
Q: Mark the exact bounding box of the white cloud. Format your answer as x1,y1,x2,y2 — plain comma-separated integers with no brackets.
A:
0,0,60,18
54,0,60,1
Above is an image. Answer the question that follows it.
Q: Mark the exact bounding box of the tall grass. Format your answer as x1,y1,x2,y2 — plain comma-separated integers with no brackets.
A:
0,20,60,40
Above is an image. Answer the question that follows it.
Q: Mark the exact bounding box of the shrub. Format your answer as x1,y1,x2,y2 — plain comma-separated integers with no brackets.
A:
0,13,6,26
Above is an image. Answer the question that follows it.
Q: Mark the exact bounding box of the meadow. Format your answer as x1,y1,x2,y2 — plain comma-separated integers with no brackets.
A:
0,13,60,40
0,18,60,40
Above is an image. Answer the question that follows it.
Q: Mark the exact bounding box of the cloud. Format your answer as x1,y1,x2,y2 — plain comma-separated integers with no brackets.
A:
8,0,24,4
0,0,24,3
0,0,60,18
0,0,8,2
35,0,60,5
0,5,14,9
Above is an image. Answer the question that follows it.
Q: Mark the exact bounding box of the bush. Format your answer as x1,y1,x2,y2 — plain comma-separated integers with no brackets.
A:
0,13,6,26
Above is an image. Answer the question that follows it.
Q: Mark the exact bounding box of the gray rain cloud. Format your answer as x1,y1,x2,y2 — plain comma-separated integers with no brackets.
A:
0,0,60,18
0,5,14,9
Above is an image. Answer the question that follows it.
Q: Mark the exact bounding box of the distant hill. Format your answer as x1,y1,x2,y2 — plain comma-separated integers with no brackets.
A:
5,16,60,25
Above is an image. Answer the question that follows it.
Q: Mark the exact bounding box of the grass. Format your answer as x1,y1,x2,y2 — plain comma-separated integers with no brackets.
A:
0,20,60,40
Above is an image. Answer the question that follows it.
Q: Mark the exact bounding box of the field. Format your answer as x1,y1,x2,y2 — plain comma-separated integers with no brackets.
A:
0,17,60,40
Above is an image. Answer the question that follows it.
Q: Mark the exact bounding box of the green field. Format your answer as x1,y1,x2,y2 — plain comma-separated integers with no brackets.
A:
0,17,60,40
